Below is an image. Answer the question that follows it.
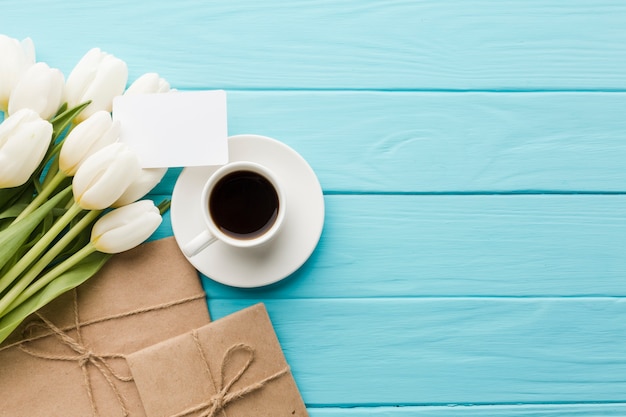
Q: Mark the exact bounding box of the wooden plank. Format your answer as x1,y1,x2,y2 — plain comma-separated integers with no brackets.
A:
146,92,626,194
145,194,626,298
3,1,626,90
309,404,626,416
208,298,626,406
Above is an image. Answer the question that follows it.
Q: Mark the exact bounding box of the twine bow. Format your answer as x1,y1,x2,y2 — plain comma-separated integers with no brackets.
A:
171,331,290,417
0,288,207,417
18,291,133,417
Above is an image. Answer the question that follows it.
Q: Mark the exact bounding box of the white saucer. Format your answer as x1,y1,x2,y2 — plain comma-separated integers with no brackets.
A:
171,134,325,288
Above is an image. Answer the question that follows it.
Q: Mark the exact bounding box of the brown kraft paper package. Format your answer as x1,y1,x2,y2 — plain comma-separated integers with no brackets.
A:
0,237,211,417
127,303,308,417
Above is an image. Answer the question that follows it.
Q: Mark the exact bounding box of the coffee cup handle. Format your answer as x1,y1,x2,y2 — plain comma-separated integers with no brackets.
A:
182,230,217,257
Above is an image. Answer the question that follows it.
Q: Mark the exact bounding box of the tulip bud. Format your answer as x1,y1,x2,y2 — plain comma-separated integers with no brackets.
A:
90,200,161,253
112,167,167,207
59,111,120,176
8,62,65,120
124,73,170,95
0,35,35,111
0,109,52,188
72,143,140,210
65,48,128,123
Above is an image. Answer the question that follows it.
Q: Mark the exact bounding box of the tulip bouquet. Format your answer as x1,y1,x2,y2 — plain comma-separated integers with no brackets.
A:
0,35,173,343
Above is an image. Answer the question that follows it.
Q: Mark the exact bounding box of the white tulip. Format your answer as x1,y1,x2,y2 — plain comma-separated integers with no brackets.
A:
0,35,35,111
0,109,52,188
90,200,161,253
8,62,65,120
72,143,140,210
59,111,120,176
112,167,167,207
124,73,170,95
65,48,128,123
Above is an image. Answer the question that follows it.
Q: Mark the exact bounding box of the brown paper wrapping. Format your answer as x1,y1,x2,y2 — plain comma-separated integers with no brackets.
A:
0,237,211,417
127,303,308,417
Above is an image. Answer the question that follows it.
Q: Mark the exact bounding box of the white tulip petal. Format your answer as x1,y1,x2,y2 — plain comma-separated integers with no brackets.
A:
72,143,140,210
91,200,161,253
112,167,167,207
77,159,135,209
81,59,127,118
124,73,170,95
66,48,128,123
0,35,36,110
105,120,121,143
59,111,119,175
0,106,32,139
0,109,52,188
20,37,35,63
66,48,101,105
8,62,65,119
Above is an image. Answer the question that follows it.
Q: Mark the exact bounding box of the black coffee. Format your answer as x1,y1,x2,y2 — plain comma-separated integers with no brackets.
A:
209,170,279,239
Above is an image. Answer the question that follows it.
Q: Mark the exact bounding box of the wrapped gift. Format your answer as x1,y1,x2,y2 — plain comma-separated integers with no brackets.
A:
127,303,308,417
0,237,211,417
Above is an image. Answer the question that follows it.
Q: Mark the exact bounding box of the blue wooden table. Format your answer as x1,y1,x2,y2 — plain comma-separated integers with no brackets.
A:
4,1,626,415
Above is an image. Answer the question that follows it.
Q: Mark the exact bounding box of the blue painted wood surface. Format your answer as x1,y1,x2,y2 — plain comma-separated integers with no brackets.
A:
4,1,626,415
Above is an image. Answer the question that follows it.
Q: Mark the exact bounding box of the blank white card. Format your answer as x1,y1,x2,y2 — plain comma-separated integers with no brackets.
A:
113,90,229,168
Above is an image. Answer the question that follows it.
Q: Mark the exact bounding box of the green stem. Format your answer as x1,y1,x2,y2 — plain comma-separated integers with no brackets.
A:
0,201,83,295
13,171,67,223
157,199,171,215
0,209,101,316
1,244,98,317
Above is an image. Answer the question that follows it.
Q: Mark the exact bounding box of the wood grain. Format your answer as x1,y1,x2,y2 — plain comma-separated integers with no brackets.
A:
1,1,626,90
149,194,626,298
145,91,626,194
6,1,626,415
209,298,626,406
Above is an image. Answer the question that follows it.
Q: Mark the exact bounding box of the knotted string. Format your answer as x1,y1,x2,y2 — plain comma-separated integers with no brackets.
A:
18,290,133,417
2,289,207,417
0,292,207,352
170,331,290,417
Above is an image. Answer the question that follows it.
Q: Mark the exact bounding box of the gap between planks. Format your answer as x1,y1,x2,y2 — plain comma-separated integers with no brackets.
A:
306,402,626,416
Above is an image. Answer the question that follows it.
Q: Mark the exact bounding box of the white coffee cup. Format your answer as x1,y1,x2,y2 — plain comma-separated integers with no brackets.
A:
182,161,286,257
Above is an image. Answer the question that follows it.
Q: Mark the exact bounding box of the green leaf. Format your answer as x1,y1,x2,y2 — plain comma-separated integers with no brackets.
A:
0,251,110,344
50,101,91,139
54,103,68,117
0,191,69,277
0,187,70,272
0,203,28,221
0,183,33,214
58,214,98,261
0,188,22,210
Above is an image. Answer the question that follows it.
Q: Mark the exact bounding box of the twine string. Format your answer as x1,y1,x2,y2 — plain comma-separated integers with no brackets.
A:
18,291,133,417
0,292,207,352
170,332,290,417
6,289,207,417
